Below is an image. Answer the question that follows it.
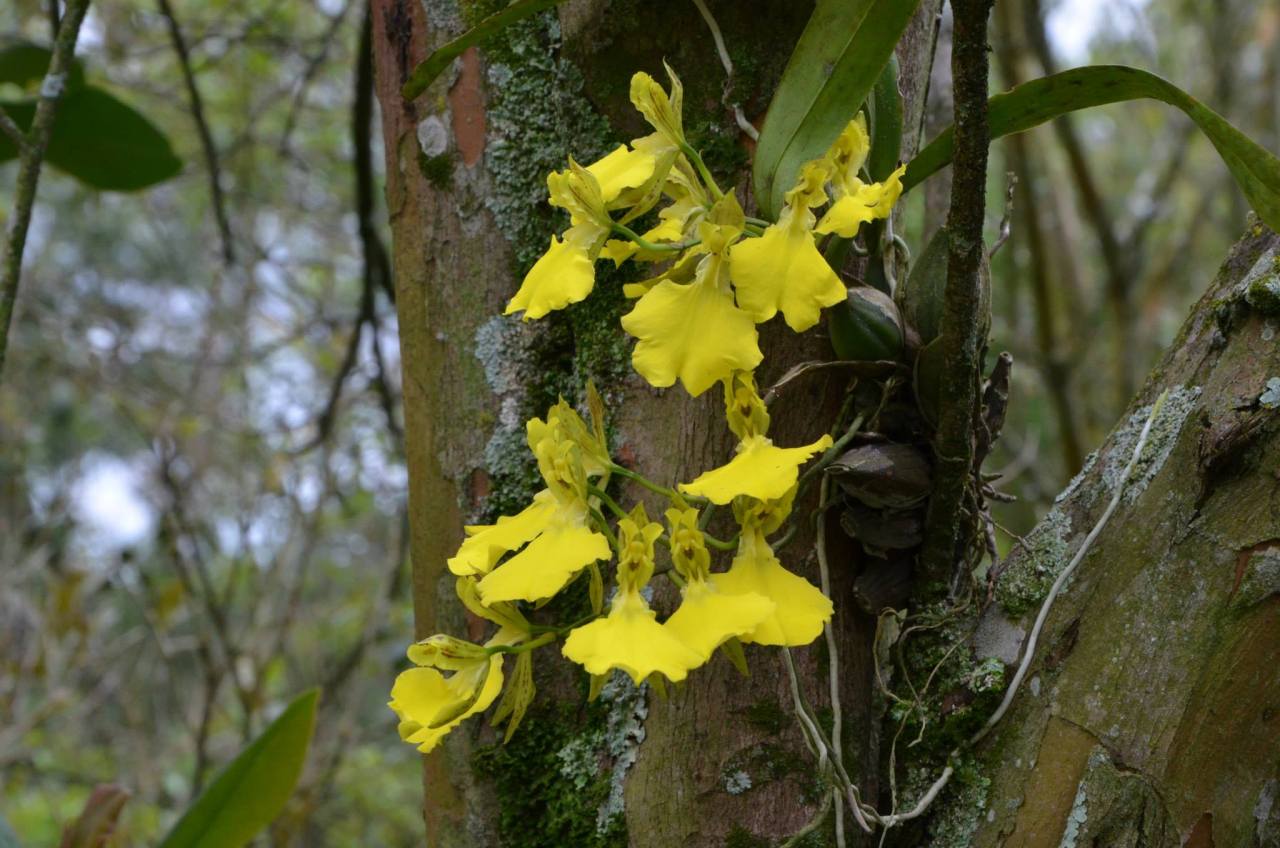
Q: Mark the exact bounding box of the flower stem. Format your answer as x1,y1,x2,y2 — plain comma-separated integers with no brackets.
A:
589,506,620,551
587,484,628,520
486,633,556,655
609,464,705,504
702,531,739,552
609,221,685,253
678,141,724,201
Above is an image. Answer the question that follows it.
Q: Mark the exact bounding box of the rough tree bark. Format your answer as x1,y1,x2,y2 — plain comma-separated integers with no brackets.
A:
948,223,1280,847
370,2,939,846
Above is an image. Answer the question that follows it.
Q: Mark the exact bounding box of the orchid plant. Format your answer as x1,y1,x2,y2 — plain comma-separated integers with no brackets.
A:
388,65,904,754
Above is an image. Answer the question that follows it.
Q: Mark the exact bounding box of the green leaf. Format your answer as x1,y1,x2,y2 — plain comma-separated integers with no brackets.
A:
902,65,1280,231
401,0,568,101
867,55,902,183
0,39,84,91
751,0,922,219
0,87,182,191
157,689,318,848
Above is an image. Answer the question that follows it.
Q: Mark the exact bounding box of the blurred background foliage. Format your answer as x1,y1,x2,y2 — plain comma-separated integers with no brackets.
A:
0,0,1276,845
903,0,1280,530
1,0,417,844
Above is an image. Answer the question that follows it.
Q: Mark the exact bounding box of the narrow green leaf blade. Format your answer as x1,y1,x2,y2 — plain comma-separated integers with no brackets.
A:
0,87,182,191
751,0,921,219
401,0,566,101
157,689,319,848
867,55,902,183
902,65,1280,230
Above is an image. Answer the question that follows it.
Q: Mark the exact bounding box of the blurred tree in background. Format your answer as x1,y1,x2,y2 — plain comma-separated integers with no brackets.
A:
970,0,1280,528
0,0,1277,845
1,1,419,844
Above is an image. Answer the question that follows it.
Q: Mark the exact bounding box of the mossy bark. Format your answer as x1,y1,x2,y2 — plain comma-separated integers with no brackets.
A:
949,223,1280,847
370,2,940,846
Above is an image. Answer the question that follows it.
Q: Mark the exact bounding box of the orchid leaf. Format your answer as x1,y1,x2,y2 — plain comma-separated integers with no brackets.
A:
903,65,1280,230
752,0,921,218
401,0,568,101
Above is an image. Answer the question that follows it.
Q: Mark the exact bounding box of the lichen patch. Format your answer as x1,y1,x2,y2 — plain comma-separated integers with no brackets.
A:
1100,385,1201,504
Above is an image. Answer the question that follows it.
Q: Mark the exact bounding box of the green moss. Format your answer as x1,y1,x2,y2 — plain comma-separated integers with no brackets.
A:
725,826,772,848
458,0,506,24
461,10,640,525
473,700,627,848
687,117,748,181
911,755,991,848
892,603,1006,758
481,14,613,269
416,151,453,189
882,607,1004,847
720,738,827,807
743,699,788,735
1245,265,1280,316
473,671,645,848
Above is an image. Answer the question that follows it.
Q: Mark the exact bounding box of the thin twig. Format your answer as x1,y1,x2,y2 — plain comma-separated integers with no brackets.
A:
0,105,29,152
278,0,356,156
987,172,1017,258
0,0,91,380
156,0,236,265
297,2,399,452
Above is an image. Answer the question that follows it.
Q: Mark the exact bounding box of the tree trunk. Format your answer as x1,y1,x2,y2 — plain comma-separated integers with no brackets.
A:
932,223,1280,847
370,2,939,846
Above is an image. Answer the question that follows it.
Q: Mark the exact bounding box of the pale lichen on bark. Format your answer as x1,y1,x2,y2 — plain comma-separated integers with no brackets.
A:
933,224,1280,848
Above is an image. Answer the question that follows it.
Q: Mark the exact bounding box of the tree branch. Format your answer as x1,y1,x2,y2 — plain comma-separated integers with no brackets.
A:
1023,0,1138,401
994,1,1085,474
0,105,29,152
156,0,237,265
0,0,91,381
298,2,401,452
919,0,994,587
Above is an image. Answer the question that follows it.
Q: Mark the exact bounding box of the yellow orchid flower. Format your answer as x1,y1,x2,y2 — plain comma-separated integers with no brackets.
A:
507,226,599,320
723,370,770,441
562,505,702,684
476,516,611,603
814,115,906,238
455,576,531,641
680,432,833,504
602,155,709,267
389,635,506,754
450,406,610,604
621,194,762,396
448,490,559,577
450,399,608,578
529,396,612,480
586,144,658,204
714,525,832,647
630,64,685,151
505,161,614,320
730,161,845,332
662,507,774,660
